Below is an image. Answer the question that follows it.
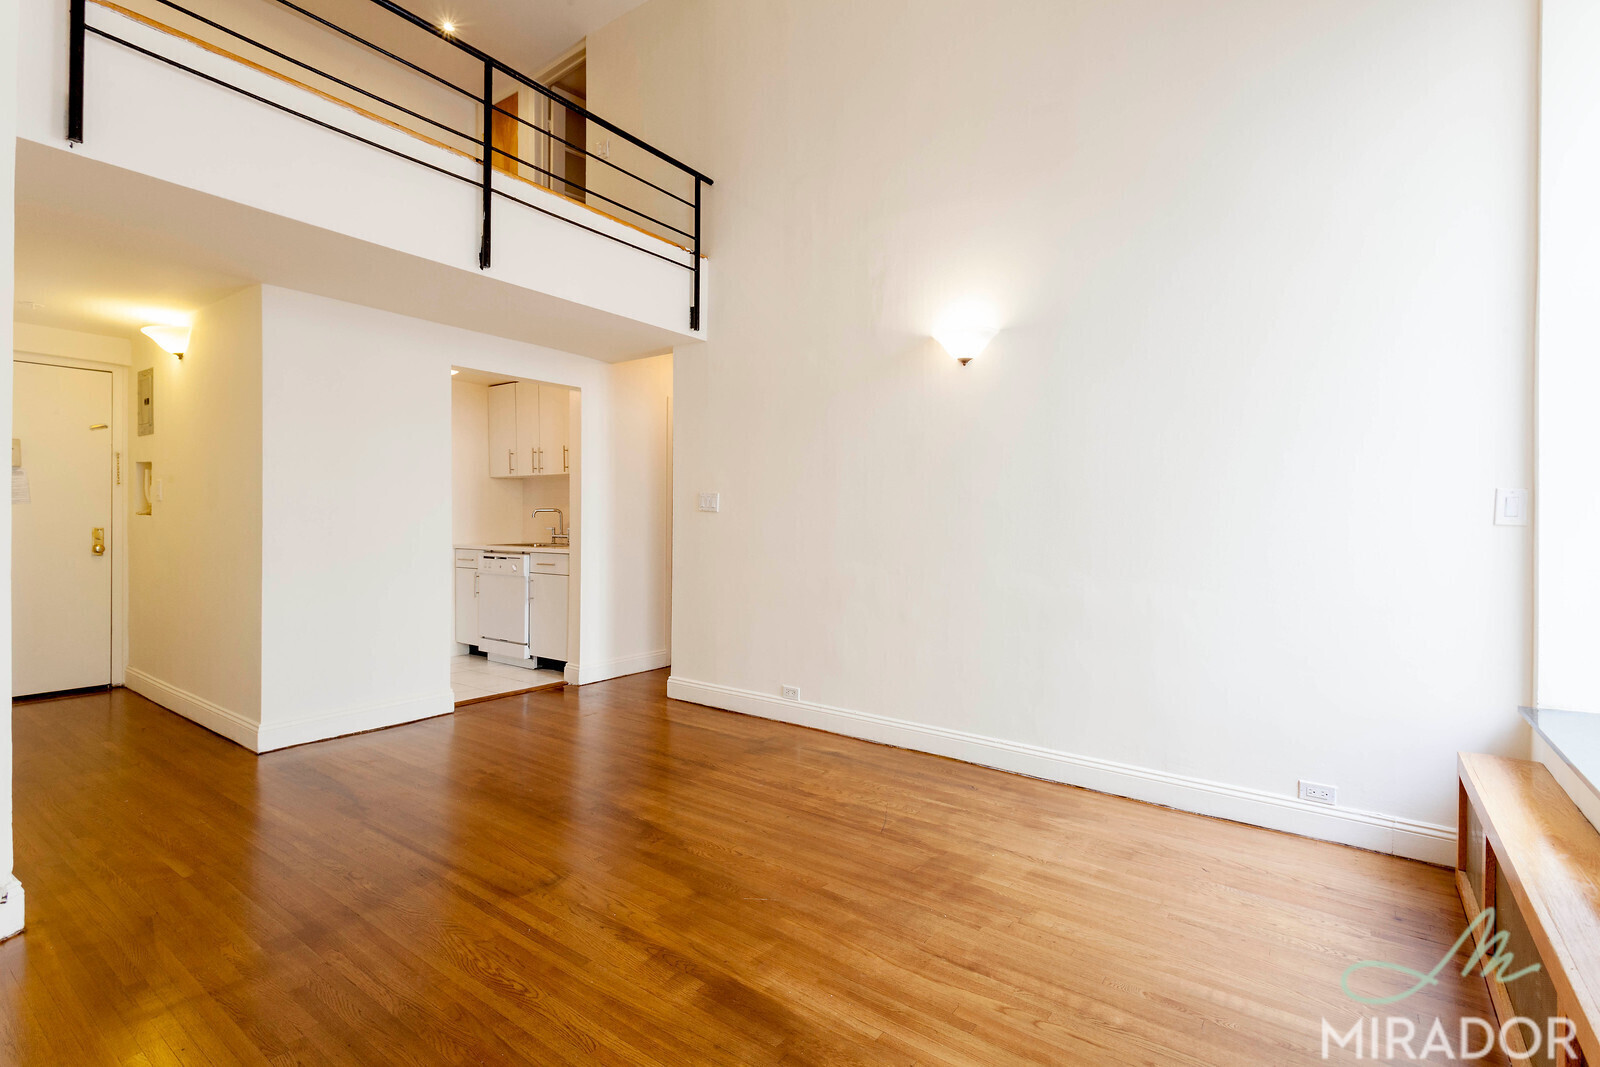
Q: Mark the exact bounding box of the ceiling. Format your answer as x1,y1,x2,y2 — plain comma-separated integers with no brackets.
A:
14,186,256,341
328,0,644,76
13,140,688,360
452,366,529,385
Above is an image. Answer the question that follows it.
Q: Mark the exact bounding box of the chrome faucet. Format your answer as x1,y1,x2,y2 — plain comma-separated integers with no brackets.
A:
532,508,568,545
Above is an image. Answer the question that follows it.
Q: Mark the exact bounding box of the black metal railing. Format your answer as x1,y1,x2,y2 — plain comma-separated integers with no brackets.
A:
66,0,713,329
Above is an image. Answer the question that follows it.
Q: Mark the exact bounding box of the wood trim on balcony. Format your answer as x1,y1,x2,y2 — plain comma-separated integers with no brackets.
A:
91,0,695,257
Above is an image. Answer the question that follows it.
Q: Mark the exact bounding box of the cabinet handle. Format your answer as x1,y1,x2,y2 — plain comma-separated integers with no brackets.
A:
563,445,568,472
474,575,479,595
508,448,515,472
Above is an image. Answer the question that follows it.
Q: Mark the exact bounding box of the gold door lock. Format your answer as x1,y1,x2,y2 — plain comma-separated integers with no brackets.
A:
92,527,105,556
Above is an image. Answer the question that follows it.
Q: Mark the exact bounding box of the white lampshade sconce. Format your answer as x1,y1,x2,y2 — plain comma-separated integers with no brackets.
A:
932,303,1000,366
141,325,190,359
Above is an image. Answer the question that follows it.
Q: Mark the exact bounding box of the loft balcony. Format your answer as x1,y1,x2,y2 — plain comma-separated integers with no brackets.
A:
15,0,712,360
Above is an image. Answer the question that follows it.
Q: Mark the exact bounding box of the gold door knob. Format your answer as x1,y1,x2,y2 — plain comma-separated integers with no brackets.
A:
92,527,105,556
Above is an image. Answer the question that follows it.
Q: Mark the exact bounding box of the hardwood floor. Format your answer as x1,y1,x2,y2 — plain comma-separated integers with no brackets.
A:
1,671,1501,1064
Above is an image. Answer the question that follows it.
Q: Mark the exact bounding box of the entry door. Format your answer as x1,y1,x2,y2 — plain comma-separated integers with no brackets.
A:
12,361,113,696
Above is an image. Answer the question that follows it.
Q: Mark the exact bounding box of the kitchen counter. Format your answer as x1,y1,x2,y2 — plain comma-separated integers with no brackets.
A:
456,543,570,554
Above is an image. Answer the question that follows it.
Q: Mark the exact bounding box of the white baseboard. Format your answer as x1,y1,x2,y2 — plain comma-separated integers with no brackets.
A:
665,677,1456,865
126,667,454,753
569,649,670,686
0,878,24,941
125,667,259,750
255,691,455,752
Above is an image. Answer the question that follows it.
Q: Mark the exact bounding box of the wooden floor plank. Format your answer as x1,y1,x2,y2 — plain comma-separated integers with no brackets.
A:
1,672,1503,1064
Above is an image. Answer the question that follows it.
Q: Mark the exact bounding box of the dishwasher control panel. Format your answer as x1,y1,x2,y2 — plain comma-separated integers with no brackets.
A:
479,554,527,575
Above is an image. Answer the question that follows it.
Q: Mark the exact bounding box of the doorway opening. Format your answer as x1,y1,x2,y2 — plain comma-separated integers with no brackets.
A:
489,45,587,203
449,366,578,706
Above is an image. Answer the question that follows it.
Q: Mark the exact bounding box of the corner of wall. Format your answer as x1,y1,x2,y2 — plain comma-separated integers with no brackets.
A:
2,0,22,933
125,286,265,744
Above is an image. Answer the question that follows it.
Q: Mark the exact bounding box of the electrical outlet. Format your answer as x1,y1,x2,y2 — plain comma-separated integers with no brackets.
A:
1298,780,1337,806
781,685,800,701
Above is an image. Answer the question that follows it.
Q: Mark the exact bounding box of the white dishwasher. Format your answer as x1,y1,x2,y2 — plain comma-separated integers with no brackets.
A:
475,554,530,658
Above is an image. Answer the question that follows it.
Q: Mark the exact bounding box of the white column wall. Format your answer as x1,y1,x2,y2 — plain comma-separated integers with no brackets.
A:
1,0,23,939
257,287,671,749
591,0,1537,861
1535,0,1600,714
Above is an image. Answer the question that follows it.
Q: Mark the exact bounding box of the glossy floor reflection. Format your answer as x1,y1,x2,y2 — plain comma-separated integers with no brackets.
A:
1,672,1503,1064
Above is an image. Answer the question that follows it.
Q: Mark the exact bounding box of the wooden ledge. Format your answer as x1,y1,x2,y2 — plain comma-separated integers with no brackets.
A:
1459,752,1600,1056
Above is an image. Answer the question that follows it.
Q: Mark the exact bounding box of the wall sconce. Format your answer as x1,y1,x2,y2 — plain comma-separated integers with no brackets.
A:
141,325,190,359
932,304,999,366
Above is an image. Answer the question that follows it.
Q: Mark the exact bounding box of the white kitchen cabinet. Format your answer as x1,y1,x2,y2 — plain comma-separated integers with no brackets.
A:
529,573,569,661
487,382,518,477
454,568,477,644
515,381,540,475
537,383,569,474
487,380,568,478
453,549,479,645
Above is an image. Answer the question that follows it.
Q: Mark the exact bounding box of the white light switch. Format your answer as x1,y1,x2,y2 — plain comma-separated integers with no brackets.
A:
698,492,720,512
1494,488,1529,526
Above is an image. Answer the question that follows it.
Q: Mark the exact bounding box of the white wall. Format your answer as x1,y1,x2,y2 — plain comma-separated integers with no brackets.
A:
600,355,672,676
125,288,264,745
254,287,670,748
107,0,481,146
1535,0,1600,714
0,0,22,940
16,0,704,351
451,378,525,545
121,284,668,750
15,322,133,367
591,0,1538,861
259,287,455,748
521,475,572,547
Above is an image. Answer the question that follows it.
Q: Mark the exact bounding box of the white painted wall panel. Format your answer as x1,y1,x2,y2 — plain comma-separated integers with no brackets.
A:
16,0,703,342
1536,0,1600,714
0,0,22,938
593,0,1536,844
257,287,671,748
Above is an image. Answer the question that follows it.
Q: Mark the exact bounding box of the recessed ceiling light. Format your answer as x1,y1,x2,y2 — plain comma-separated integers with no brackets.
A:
439,19,456,33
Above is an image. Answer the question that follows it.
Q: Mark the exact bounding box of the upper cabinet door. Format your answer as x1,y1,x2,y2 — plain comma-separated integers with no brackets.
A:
515,380,541,476
538,384,569,474
487,383,517,478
